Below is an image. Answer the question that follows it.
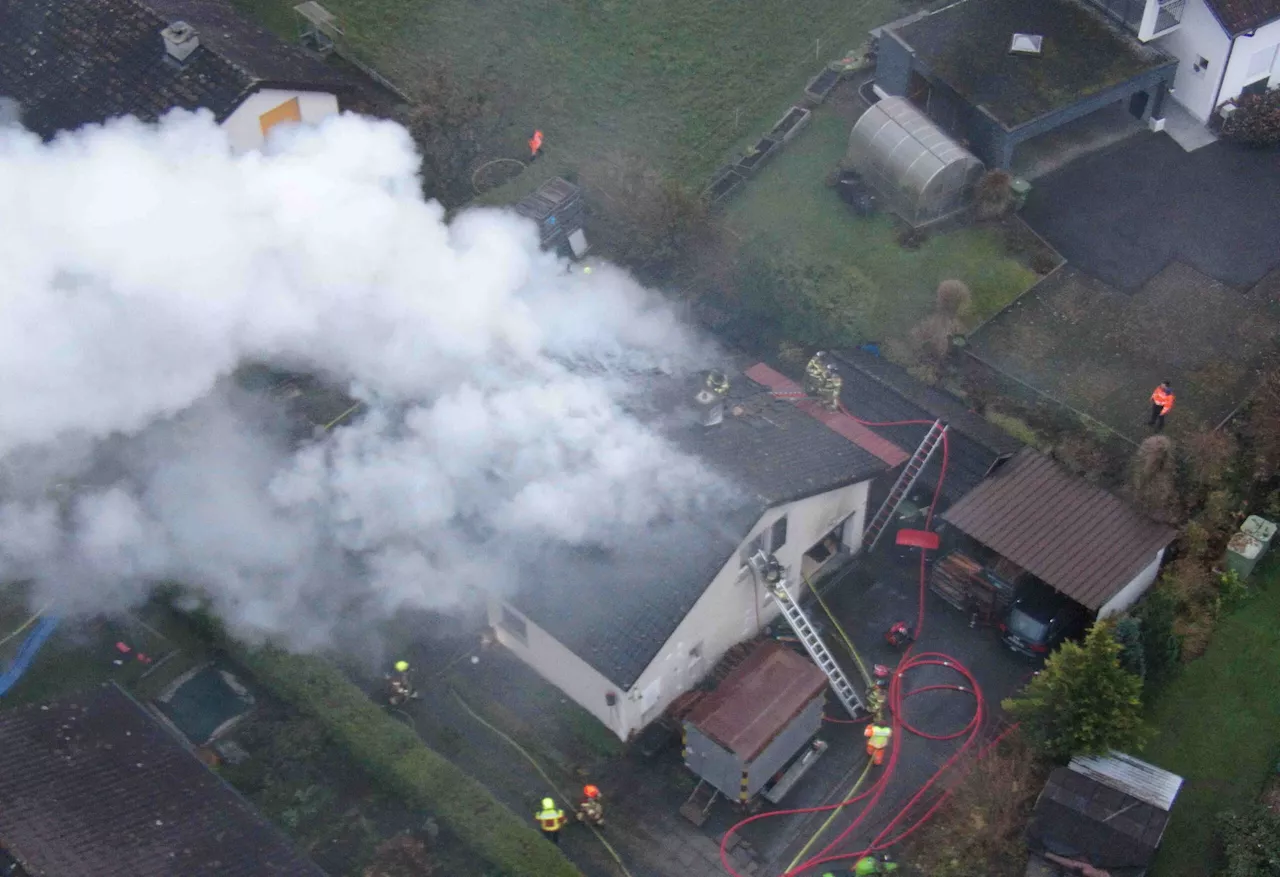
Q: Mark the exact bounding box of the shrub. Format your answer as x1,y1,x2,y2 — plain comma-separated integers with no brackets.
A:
897,225,927,250
1002,621,1148,761
1217,567,1249,612
1173,614,1215,661
1217,806,1280,876
1128,436,1181,524
936,279,973,318
1182,428,1236,493
364,834,438,877
1243,369,1280,477
1136,588,1181,692
1220,89,1280,147
985,410,1042,448
1181,520,1213,561
1029,248,1058,274
236,647,582,877
1162,556,1217,609
908,313,960,364
974,170,1013,220
1112,616,1146,682
906,736,1044,877
1052,434,1107,480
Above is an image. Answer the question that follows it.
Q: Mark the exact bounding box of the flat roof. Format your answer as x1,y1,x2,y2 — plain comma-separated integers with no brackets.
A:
685,640,828,761
891,0,1173,129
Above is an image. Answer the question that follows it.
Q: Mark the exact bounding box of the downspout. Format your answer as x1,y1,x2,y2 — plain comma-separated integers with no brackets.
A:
1212,27,1254,116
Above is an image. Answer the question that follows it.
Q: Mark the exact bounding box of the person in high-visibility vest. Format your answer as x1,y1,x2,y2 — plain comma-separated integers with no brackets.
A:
864,724,892,765
535,797,567,843
528,129,544,161
1149,381,1175,432
853,853,900,874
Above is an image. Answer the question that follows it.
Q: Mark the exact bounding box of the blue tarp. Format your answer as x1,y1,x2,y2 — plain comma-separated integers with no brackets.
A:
0,616,59,697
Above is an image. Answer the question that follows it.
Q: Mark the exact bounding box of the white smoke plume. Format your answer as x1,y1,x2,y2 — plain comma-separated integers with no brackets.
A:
0,109,730,647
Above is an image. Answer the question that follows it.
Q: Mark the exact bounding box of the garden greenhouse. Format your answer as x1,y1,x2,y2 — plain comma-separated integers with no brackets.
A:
846,96,983,226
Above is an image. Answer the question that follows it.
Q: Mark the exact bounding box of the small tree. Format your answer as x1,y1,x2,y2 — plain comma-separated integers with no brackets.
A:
1136,588,1181,692
1181,428,1236,492
1127,436,1181,524
936,279,973,318
1002,621,1148,760
1112,616,1146,682
1218,807,1280,877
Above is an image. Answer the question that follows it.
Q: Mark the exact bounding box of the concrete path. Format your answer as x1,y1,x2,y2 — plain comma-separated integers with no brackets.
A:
1160,100,1218,152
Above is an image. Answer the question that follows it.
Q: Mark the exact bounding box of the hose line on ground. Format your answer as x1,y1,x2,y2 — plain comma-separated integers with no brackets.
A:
449,688,635,877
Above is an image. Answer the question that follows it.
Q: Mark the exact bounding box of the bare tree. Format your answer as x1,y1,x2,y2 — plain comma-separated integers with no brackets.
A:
936,279,973,318
1127,436,1181,524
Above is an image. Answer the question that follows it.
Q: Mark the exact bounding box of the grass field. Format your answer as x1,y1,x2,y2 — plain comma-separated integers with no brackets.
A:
1144,559,1280,876
233,0,900,183
722,106,1038,344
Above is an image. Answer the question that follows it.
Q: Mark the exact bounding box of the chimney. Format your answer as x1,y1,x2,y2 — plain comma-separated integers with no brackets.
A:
694,388,724,427
161,21,200,63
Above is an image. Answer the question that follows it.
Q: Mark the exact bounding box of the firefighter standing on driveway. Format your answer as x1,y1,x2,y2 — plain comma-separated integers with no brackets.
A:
535,797,567,844
864,723,892,766
1149,380,1175,432
576,784,605,827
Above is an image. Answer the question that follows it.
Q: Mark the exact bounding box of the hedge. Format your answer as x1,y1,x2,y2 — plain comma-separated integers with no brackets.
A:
236,646,582,877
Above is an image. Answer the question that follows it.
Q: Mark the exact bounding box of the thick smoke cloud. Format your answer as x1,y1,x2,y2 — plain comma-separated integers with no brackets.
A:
0,109,728,647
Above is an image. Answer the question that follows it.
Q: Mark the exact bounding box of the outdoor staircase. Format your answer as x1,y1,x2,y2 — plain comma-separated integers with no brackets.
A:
766,576,864,717
862,419,948,552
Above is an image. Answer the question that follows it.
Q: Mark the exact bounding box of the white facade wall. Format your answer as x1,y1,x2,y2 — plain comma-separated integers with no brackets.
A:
488,479,872,741
1159,0,1233,121
1098,548,1167,618
220,88,339,151
1219,19,1280,104
1160,0,1280,122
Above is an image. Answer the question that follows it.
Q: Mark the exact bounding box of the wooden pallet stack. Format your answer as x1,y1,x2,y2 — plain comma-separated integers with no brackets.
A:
929,552,1014,624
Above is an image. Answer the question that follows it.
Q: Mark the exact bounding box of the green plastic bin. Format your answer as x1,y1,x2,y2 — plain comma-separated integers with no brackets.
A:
1226,531,1266,580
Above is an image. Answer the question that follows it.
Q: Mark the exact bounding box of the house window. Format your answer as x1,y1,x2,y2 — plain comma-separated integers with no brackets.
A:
741,515,788,566
499,606,527,644
259,97,302,136
1192,55,1209,75
1247,45,1279,84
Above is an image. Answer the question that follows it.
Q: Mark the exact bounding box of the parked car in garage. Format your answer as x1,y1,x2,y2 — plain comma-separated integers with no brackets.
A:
1000,581,1088,657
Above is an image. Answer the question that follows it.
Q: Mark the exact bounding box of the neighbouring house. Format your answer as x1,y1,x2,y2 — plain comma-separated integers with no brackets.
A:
0,683,324,877
487,362,903,741
1152,0,1280,122
1027,750,1184,876
872,0,1177,168
0,0,371,150
940,448,1177,620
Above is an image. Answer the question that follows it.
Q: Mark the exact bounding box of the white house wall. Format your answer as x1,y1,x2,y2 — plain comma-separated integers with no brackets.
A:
1219,19,1280,106
220,89,339,152
1159,0,1232,121
1097,548,1167,618
486,597,636,737
621,480,871,740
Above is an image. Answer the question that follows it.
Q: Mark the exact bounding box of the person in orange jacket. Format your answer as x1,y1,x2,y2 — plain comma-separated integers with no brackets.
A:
1149,381,1174,432
528,129,544,161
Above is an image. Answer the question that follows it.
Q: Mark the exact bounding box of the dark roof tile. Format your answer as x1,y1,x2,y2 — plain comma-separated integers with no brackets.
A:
941,449,1175,609
1203,0,1280,33
0,684,324,877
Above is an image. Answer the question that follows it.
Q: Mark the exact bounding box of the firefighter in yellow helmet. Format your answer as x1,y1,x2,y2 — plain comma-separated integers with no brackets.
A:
535,797,567,844
387,660,417,706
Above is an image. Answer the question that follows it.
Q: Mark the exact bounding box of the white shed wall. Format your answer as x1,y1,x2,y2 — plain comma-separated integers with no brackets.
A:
487,597,636,737
1098,548,1167,618
623,480,870,739
487,478,871,741
1159,0,1232,121
221,89,339,152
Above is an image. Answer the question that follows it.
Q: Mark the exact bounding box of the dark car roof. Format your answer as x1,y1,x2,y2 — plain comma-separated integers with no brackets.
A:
1012,580,1075,621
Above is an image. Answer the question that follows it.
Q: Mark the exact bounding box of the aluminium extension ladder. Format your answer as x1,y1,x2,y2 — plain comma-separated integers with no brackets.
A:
768,580,864,717
862,419,948,553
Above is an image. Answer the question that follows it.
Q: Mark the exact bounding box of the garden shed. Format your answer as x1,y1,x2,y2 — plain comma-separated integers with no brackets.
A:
846,96,983,226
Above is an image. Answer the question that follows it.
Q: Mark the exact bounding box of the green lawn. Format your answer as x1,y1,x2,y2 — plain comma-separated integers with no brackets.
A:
233,0,898,184
722,107,1038,343
1144,560,1280,877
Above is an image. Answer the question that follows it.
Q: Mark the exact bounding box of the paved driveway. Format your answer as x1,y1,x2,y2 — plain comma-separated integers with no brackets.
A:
1022,134,1280,290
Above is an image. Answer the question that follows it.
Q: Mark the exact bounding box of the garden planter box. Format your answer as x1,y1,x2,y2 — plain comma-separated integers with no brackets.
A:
733,137,780,177
769,106,811,144
804,68,842,104
704,165,746,206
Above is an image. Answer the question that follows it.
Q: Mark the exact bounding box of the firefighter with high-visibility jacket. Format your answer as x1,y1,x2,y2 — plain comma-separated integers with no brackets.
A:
864,723,892,765
1148,381,1175,432
535,797,567,844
